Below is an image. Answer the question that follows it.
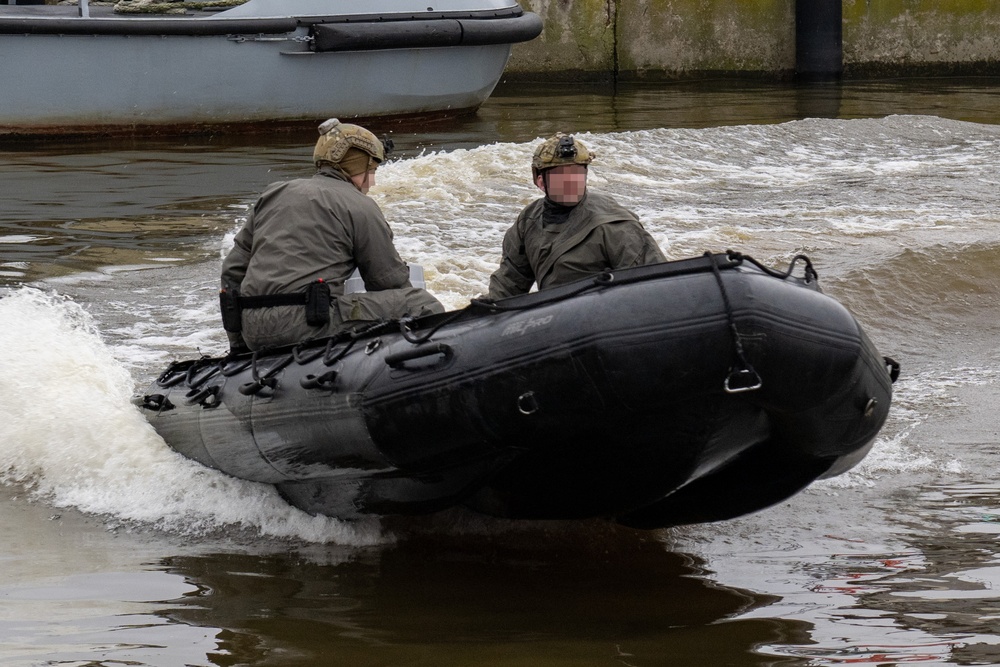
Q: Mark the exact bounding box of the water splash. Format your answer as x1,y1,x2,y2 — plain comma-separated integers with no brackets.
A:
0,288,386,546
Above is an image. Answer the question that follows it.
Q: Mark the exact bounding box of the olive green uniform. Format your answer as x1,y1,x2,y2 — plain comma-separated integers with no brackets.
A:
488,191,666,299
221,167,442,350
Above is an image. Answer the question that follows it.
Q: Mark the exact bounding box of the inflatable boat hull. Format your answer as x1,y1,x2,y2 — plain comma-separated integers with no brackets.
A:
136,253,896,528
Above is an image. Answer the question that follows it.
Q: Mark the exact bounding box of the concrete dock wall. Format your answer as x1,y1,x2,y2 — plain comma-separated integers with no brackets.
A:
844,0,1000,75
507,0,1000,79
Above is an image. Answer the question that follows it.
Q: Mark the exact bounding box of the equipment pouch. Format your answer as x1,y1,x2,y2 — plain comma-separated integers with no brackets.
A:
220,288,243,333
305,280,331,327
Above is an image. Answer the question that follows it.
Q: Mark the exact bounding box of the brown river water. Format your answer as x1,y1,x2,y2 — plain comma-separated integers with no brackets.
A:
3,78,1000,666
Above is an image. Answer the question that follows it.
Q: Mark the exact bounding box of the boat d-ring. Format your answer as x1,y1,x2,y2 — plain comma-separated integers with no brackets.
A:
517,391,540,415
724,367,763,394
365,339,382,355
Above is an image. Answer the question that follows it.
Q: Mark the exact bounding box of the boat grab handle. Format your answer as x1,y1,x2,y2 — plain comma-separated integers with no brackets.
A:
385,343,453,368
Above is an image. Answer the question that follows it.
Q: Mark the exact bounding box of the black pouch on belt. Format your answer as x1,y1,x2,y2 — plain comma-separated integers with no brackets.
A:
219,287,243,333
305,280,331,326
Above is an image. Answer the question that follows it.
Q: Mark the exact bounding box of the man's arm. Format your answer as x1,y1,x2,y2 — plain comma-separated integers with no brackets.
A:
219,214,255,353
351,201,411,291
488,219,535,299
604,221,666,270
221,223,253,291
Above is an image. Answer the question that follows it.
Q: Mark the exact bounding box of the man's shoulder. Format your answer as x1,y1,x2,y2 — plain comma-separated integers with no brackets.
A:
583,191,638,221
310,171,353,190
310,173,375,206
513,197,545,229
520,197,546,214
584,190,626,208
262,174,336,194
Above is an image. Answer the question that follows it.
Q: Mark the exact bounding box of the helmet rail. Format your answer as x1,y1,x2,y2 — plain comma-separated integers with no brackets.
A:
313,118,389,169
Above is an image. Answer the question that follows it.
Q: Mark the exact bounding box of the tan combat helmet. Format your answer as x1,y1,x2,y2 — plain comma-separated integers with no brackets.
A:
531,132,594,178
313,118,387,174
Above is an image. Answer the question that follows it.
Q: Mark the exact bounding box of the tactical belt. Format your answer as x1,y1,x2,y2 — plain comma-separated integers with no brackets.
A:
238,293,308,309
220,280,331,332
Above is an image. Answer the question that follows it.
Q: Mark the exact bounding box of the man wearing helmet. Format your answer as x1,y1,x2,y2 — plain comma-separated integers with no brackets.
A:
488,133,665,299
220,118,443,352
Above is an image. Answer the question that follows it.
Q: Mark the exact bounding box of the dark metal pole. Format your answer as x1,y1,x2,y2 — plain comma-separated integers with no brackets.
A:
796,0,843,80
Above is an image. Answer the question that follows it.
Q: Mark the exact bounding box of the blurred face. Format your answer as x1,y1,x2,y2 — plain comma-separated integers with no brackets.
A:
536,164,588,205
350,168,377,194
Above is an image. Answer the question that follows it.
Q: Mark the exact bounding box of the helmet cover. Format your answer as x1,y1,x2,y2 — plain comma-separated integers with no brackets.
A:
313,118,385,169
531,133,594,175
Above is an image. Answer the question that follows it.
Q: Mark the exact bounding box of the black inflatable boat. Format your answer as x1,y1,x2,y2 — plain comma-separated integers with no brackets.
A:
136,252,898,529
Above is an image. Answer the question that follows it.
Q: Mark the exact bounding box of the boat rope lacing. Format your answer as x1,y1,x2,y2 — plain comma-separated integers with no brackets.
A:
239,350,295,395
395,263,648,345
729,250,819,283
180,357,222,405
706,252,763,394
721,251,899,386
412,250,815,345
469,272,617,313
398,311,467,345
143,249,904,407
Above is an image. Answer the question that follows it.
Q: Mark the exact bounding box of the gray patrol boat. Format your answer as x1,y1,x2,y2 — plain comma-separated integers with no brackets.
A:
0,0,542,136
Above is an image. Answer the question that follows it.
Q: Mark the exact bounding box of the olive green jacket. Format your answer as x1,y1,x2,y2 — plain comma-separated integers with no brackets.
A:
222,167,410,297
221,168,442,350
488,191,666,299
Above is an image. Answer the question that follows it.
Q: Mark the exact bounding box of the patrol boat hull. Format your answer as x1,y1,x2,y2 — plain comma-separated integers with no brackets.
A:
136,252,897,529
0,0,541,137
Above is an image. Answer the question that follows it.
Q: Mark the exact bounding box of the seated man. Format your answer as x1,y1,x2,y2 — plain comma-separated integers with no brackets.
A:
220,118,443,352
488,133,665,299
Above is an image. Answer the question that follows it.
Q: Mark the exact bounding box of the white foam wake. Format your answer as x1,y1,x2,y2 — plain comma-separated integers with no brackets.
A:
0,288,386,546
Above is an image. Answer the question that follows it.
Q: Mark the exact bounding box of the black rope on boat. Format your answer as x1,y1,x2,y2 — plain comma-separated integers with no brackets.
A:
239,350,294,396
323,335,357,367
393,271,619,345
788,254,819,283
184,384,221,408
155,360,191,388
205,252,812,360
469,255,760,315
469,270,616,313
398,310,467,345
292,340,327,365
727,250,818,283
219,356,254,377
184,357,221,390
352,320,398,337
707,252,763,394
